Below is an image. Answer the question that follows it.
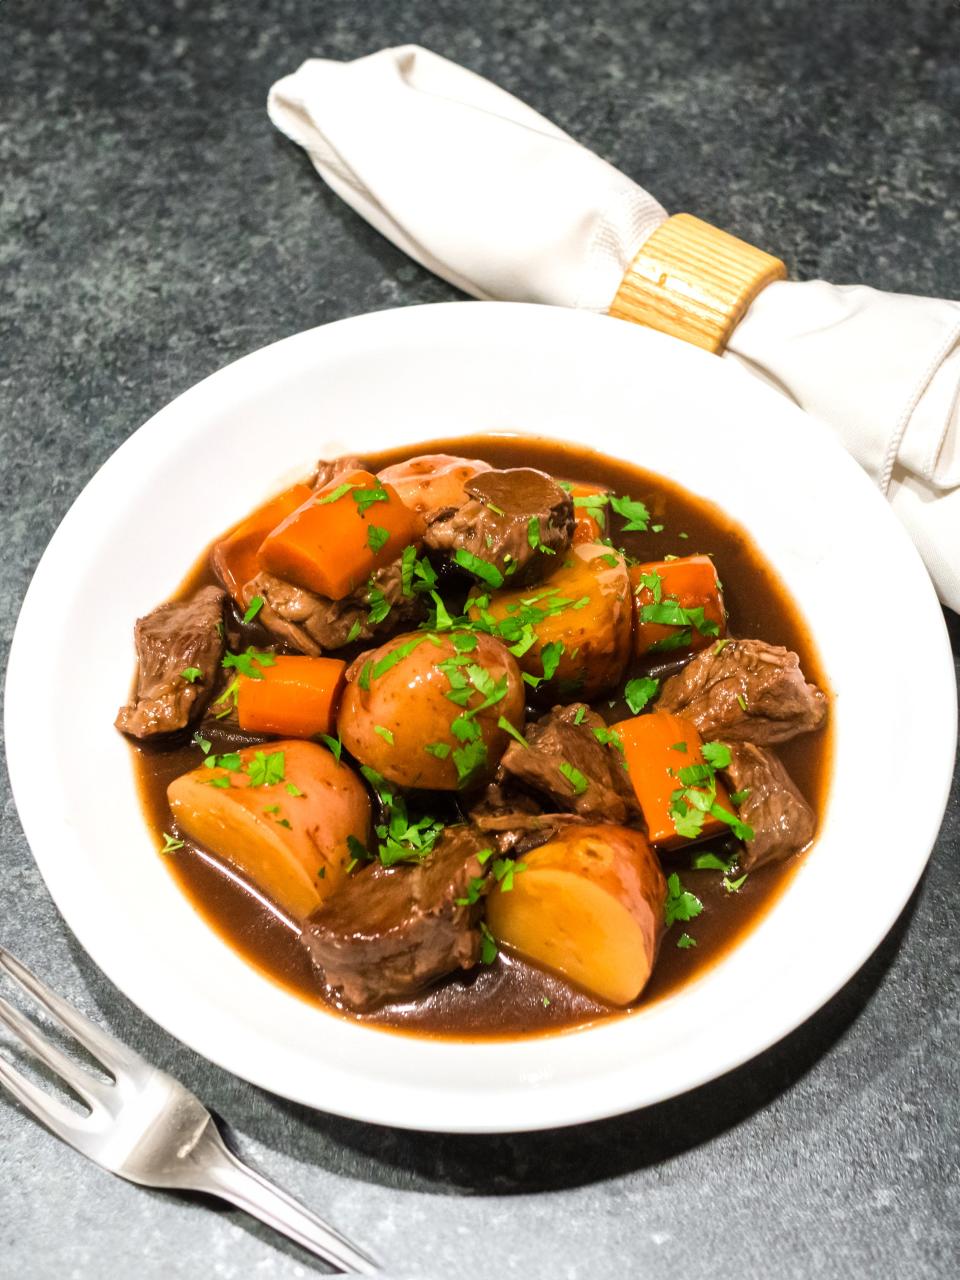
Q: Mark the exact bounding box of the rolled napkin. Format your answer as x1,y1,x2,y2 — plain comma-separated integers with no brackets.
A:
268,45,960,611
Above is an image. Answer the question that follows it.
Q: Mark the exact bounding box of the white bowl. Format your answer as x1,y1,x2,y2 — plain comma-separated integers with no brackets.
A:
5,302,955,1133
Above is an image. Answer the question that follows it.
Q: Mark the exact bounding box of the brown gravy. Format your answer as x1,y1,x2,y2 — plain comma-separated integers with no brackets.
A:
131,434,832,1041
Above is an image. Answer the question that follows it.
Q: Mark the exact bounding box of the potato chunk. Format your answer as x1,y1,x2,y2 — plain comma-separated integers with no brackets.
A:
167,740,370,920
486,825,666,1005
338,630,525,790
468,542,632,700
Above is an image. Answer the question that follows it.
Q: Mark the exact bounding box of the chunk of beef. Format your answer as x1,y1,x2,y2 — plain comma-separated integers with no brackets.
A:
722,742,817,870
658,639,827,745
243,556,426,656
310,455,367,489
424,468,574,586
115,586,225,739
301,826,489,1011
467,782,583,855
498,703,640,823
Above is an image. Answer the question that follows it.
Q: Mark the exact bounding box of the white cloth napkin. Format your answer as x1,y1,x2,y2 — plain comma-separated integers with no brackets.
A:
268,45,960,611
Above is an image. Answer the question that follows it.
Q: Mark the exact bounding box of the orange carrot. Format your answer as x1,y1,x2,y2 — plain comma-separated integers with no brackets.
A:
258,469,426,600
629,555,726,658
212,483,313,604
614,710,734,849
568,481,610,544
237,655,347,738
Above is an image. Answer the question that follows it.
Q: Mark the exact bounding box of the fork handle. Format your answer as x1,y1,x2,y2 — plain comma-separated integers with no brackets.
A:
197,1143,378,1274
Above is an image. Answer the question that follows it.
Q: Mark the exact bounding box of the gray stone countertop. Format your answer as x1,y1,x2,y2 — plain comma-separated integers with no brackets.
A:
1,2,958,1277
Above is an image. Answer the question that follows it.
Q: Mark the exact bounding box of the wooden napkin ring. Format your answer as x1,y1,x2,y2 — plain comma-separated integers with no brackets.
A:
608,213,787,353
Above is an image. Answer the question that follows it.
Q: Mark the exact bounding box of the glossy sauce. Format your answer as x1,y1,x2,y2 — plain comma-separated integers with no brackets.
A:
132,435,832,1040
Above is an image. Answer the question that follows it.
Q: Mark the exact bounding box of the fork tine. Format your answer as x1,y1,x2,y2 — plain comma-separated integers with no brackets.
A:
0,1052,91,1147
0,947,140,1075
0,992,110,1110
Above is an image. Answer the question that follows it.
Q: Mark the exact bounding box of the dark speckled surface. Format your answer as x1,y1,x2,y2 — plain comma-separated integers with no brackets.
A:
1,2,958,1277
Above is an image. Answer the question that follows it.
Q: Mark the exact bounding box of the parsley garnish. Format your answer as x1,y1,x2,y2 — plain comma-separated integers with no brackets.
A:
676,933,697,949
640,600,720,636
373,725,395,745
610,493,650,532
572,492,609,530
492,857,527,892
246,750,285,788
367,524,390,553
624,676,659,714
192,732,212,755
723,873,748,894
691,850,737,873
318,733,343,763
454,548,504,588
729,788,751,807
527,517,556,555
664,873,703,926
242,595,264,624
286,782,305,797
357,660,373,691
479,922,498,964
372,634,427,679
222,647,276,680
573,705,587,725
316,481,355,505
523,639,565,688
160,832,184,854
424,741,451,759
180,667,202,683
558,762,589,795
345,618,363,644
352,484,389,514
497,715,529,748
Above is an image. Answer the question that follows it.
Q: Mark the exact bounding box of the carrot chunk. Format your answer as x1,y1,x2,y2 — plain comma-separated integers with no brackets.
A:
237,655,347,738
567,481,610,544
614,710,735,850
258,469,425,600
630,555,726,657
211,483,313,604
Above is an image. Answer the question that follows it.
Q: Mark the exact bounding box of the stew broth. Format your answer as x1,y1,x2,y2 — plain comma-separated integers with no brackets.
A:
132,435,832,1040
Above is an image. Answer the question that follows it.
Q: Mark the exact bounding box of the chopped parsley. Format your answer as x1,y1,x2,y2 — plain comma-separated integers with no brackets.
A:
373,725,395,745
723,873,748,894
345,618,363,644
527,517,555,555
729,788,751,807
160,832,184,854
246,750,286,788
318,733,343,763
316,481,355,505
624,676,659,714
454,548,504,588
664,873,704,926
192,732,212,755
479,922,498,964
372,634,428,679
676,933,697,949
222,646,276,681
639,600,720,637
455,875,488,907
242,595,264,624
737,693,749,712
669,741,688,752
497,715,529,748
572,492,609,529
180,667,202,683
610,493,650,532
286,782,305,797
359,766,446,866
352,484,389,514
522,639,565,689
558,762,589,796
424,741,451,759
365,581,391,625
357,660,373,691
701,741,732,769
367,524,390,553
691,850,738,873
573,705,587,725
492,857,527,892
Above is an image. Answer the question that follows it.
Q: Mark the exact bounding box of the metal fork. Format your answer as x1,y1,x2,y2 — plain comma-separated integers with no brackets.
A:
0,946,377,1274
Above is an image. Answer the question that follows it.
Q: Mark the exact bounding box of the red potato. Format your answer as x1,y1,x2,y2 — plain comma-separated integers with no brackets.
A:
337,630,525,790
377,454,493,517
468,541,633,700
486,824,666,1005
167,740,370,920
